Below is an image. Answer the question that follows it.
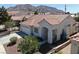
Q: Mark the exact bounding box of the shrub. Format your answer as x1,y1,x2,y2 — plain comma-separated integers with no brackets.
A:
74,16,79,22
10,37,17,43
7,37,17,46
18,36,40,54
4,21,16,28
34,11,38,15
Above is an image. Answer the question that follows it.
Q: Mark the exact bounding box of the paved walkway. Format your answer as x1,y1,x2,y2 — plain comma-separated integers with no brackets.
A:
0,33,22,44
0,43,6,54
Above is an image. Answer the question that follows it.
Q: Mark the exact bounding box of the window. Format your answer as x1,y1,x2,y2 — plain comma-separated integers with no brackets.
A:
34,27,38,33
67,24,70,27
73,23,76,26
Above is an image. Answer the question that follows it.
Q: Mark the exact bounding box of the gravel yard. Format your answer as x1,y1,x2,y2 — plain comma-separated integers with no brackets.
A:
0,32,22,54
57,44,71,54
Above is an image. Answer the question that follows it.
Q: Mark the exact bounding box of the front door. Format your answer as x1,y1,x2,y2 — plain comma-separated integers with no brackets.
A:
52,29,57,43
41,27,48,41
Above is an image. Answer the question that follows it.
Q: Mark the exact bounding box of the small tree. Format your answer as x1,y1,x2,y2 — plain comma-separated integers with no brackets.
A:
18,36,39,54
65,12,70,14
74,16,79,22
4,20,16,33
34,11,38,15
0,6,12,24
4,21,16,28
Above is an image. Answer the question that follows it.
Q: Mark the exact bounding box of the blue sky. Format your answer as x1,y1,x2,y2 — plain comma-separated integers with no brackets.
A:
0,4,79,13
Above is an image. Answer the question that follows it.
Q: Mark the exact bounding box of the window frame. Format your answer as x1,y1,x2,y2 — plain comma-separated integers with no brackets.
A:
34,27,38,33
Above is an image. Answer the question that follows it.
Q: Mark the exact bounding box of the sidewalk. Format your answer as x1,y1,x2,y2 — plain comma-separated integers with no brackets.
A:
0,43,6,54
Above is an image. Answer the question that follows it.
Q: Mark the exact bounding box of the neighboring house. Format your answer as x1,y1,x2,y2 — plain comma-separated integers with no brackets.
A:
20,15,76,44
11,15,34,22
8,11,34,26
11,15,27,22
11,15,33,26
8,11,20,16
70,33,79,54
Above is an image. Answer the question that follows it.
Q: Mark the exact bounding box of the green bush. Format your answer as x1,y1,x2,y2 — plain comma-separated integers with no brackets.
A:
74,16,79,22
7,37,17,46
10,37,17,43
4,21,16,28
18,36,40,54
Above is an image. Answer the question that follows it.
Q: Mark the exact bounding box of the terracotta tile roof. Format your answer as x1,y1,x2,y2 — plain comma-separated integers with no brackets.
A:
8,11,19,15
11,16,23,21
11,15,33,21
21,15,70,27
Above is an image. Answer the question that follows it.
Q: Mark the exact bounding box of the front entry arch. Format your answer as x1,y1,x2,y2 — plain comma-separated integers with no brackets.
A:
41,27,48,41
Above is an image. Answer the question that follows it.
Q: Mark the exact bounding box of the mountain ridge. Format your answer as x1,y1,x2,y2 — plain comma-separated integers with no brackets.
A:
7,4,65,15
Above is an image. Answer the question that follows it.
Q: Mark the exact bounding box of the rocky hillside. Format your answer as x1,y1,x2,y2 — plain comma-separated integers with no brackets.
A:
7,4,65,15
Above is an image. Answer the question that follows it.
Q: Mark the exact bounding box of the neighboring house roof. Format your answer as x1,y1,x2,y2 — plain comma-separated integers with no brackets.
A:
11,15,33,21
21,15,71,27
8,11,34,21
8,11,19,16
11,16,24,21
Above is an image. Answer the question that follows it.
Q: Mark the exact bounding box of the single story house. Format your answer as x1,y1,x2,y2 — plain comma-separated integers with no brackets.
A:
8,11,20,16
10,15,33,26
8,11,33,22
20,15,76,44
11,15,33,21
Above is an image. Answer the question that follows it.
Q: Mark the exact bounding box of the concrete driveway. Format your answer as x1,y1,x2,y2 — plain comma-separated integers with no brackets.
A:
0,33,22,44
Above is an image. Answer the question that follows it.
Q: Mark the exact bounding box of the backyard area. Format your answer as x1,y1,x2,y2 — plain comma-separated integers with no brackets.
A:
56,44,71,54
4,38,22,54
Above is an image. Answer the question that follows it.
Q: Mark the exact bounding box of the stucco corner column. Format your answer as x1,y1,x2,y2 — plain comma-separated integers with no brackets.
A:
48,29,52,44
39,27,42,37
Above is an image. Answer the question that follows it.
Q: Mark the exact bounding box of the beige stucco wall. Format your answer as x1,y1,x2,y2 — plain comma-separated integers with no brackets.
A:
39,20,54,44
59,16,76,38
71,39,79,54
20,24,31,35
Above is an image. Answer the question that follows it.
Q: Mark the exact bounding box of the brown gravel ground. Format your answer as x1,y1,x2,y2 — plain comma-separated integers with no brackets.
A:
3,39,22,54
